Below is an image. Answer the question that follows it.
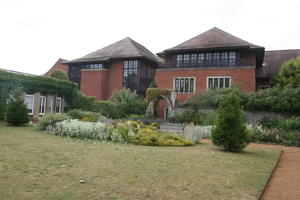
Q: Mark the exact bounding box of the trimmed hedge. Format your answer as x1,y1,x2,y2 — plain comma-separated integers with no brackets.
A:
185,87,300,114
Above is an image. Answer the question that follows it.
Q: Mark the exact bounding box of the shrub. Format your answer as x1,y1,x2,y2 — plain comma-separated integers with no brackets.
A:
50,69,68,81
47,119,108,140
93,101,127,119
39,113,70,130
260,116,300,131
131,128,194,146
168,108,217,126
110,88,146,116
212,89,250,152
273,56,300,88
67,109,100,122
6,99,30,126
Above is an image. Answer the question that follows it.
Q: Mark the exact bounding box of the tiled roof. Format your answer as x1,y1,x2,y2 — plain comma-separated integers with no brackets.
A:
66,37,161,64
257,49,300,78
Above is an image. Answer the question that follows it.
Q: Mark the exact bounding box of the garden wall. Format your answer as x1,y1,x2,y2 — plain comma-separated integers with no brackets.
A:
175,107,293,124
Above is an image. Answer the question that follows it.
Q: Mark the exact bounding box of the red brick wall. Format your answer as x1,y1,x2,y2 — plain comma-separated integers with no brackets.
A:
45,59,68,76
80,69,108,100
156,67,256,103
107,60,124,98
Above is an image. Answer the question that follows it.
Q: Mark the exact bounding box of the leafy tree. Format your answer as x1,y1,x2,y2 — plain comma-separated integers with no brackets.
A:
6,99,30,126
212,89,249,152
50,69,68,81
274,57,300,88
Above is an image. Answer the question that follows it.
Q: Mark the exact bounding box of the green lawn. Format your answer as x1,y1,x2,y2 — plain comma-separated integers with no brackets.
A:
0,124,281,200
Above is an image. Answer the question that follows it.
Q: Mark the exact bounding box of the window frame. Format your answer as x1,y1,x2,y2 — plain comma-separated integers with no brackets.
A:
173,77,196,94
25,94,34,115
206,76,231,89
55,97,62,114
39,96,46,115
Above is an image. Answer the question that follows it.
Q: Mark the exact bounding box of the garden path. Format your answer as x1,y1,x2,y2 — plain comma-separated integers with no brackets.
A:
203,139,300,200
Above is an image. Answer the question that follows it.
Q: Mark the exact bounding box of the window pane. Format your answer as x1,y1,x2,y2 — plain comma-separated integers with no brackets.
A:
225,78,230,87
213,78,219,88
180,78,184,93
206,53,212,60
175,78,179,90
219,78,224,88
183,54,190,64
189,78,194,93
184,78,189,93
208,78,213,88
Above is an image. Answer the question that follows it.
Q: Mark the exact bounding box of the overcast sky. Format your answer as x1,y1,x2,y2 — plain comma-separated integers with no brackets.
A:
0,0,299,75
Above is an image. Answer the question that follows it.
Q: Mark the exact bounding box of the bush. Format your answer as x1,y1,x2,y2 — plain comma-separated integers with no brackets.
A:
184,87,300,114
168,108,217,126
260,116,300,131
93,101,127,119
212,89,250,152
39,113,70,130
47,119,108,140
50,69,68,81
67,109,101,122
110,88,146,116
6,99,30,126
131,128,194,146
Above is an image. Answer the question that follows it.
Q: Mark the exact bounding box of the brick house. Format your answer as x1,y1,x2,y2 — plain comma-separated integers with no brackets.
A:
65,37,161,100
154,28,300,118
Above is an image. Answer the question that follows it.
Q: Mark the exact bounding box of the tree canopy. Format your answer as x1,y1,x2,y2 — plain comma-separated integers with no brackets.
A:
50,69,68,81
274,57,300,88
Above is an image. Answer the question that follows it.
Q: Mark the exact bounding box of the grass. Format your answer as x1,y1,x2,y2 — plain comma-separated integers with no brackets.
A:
0,123,281,200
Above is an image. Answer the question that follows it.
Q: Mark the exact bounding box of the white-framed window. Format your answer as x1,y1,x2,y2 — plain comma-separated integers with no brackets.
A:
49,98,53,113
174,77,195,94
25,94,34,115
55,97,62,113
207,77,231,89
39,96,46,115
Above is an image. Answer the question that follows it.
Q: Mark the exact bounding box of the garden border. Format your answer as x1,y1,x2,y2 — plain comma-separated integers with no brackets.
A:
258,149,283,200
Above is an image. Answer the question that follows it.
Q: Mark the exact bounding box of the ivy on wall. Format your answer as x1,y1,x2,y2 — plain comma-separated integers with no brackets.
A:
145,88,171,105
0,70,78,119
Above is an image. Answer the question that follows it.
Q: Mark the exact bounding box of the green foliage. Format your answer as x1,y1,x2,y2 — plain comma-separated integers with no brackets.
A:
260,116,300,131
110,88,146,114
145,88,170,105
50,69,68,81
68,92,96,111
67,109,101,122
0,70,78,117
185,87,300,114
6,99,30,126
131,128,194,146
149,80,158,88
39,113,70,130
93,101,127,119
168,108,217,126
248,127,300,146
274,57,300,88
212,89,250,152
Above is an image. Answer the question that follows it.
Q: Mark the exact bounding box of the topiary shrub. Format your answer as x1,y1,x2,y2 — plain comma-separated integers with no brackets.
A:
212,89,250,152
6,99,30,126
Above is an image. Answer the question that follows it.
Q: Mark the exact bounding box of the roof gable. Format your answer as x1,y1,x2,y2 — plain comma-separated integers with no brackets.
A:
66,37,161,64
164,27,263,52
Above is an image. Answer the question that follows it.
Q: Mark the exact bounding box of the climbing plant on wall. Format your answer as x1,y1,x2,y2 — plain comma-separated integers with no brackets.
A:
0,70,78,120
145,88,171,105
